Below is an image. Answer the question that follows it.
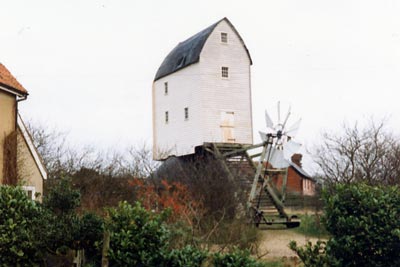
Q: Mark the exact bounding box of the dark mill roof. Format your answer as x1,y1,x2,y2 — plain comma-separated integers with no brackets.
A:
154,17,252,81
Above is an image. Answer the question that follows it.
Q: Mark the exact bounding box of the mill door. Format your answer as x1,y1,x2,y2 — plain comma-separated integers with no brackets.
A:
220,111,235,143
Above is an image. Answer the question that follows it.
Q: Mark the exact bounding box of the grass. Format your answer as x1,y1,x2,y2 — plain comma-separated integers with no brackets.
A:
293,214,329,238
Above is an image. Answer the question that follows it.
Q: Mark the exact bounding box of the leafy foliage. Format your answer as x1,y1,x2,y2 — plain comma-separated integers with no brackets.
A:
42,178,82,254
106,201,170,266
289,240,332,267
164,245,208,267
79,212,104,262
213,249,266,267
43,178,80,215
290,183,400,267
0,185,45,266
323,183,400,266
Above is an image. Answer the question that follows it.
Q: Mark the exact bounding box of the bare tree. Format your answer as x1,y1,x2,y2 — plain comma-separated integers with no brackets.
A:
26,122,153,178
25,121,69,179
313,119,400,186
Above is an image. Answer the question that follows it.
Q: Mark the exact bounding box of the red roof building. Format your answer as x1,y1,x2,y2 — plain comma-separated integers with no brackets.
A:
0,63,28,96
270,154,316,196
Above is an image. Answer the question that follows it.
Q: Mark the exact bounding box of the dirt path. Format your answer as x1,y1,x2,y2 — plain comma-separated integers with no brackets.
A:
257,229,322,259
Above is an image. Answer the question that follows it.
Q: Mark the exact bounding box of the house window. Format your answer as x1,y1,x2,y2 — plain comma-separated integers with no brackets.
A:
22,186,36,200
221,32,228,43
221,66,229,78
184,107,189,120
164,82,168,95
165,111,169,124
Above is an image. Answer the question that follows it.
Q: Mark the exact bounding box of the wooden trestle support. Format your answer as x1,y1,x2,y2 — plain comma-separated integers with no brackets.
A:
203,142,300,228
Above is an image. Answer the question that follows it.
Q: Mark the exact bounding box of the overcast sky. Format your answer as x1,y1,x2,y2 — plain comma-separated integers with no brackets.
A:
1,0,399,173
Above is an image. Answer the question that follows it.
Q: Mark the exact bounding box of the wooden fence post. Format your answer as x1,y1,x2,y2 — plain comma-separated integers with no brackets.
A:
101,231,110,267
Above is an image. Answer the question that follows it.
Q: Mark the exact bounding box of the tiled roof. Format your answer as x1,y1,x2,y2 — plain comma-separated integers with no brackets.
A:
289,160,314,180
0,63,28,95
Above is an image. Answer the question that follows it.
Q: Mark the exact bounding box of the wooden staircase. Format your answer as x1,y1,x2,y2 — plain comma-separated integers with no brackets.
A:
202,142,300,228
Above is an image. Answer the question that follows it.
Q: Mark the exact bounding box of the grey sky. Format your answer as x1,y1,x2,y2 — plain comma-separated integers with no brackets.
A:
2,0,399,173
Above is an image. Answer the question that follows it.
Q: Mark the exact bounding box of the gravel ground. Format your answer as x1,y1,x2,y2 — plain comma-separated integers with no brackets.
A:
257,228,322,259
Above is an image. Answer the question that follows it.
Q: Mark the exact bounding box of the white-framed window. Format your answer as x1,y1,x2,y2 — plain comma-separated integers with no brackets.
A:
165,111,169,124
184,107,189,120
221,32,228,43
22,186,36,200
221,66,229,78
164,82,168,95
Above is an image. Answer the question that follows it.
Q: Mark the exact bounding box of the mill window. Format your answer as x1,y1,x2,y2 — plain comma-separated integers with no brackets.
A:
164,82,168,95
184,107,189,120
221,66,229,78
221,32,228,43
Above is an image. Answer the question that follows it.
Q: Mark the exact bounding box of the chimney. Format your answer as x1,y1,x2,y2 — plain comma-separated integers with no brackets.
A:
291,153,302,168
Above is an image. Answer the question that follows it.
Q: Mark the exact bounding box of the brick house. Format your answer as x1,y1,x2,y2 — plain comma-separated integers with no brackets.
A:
270,154,316,196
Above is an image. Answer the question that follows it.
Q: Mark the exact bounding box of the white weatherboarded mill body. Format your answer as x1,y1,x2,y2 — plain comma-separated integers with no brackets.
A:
153,18,253,160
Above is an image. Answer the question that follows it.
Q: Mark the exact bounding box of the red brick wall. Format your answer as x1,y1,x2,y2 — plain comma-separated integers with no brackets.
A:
270,167,306,195
287,168,303,193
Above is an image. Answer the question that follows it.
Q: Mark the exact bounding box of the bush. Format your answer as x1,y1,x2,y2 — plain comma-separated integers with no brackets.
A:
289,240,332,267
0,185,46,266
291,183,400,267
79,212,104,263
42,178,82,254
324,183,400,266
213,249,266,267
107,201,170,266
164,245,208,267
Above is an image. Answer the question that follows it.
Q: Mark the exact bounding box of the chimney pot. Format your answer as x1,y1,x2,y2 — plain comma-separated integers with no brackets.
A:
291,153,302,168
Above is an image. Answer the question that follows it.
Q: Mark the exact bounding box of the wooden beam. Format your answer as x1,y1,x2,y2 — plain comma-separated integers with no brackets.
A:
281,168,288,203
248,144,267,207
211,143,236,183
222,142,264,158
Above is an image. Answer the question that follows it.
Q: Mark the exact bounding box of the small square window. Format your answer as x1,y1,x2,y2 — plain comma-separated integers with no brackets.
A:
221,32,228,43
221,66,229,78
184,107,189,120
165,111,169,124
164,82,168,95
22,186,36,200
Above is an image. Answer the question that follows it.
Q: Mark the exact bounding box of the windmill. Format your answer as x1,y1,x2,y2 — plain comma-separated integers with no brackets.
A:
248,102,302,228
192,102,303,228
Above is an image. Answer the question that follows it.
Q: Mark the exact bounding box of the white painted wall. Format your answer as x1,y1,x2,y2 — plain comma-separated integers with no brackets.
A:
199,20,253,145
153,19,253,160
153,64,203,159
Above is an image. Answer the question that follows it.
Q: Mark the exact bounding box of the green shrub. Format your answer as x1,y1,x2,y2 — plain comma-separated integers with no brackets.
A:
42,178,82,254
0,185,46,266
79,212,104,262
43,178,80,215
213,249,266,267
164,245,208,267
323,183,400,266
107,201,170,266
290,183,400,267
289,240,333,267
